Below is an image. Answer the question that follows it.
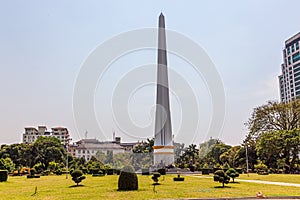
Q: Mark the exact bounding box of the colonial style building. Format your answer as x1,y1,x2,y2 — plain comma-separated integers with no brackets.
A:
69,137,141,161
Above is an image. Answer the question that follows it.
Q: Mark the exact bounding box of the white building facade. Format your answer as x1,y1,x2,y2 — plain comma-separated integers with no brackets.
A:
71,138,125,161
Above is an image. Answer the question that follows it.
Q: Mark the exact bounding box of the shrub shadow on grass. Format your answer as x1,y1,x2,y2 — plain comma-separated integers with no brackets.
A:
214,185,231,188
69,185,85,188
230,182,240,184
152,183,161,186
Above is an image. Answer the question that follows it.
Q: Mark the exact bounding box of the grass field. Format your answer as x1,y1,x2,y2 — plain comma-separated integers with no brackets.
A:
0,174,299,200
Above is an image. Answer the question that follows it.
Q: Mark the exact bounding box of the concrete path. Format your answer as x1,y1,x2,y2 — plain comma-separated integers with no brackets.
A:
192,175,300,187
235,179,300,187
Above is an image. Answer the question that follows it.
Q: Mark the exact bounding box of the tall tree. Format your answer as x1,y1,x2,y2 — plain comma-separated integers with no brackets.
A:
256,129,300,173
246,100,300,140
30,136,66,169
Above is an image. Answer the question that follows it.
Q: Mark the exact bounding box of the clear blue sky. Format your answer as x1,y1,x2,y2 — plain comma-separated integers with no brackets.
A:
1,1,300,146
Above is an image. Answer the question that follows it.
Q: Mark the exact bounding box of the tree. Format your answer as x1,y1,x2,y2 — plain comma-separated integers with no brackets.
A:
239,139,258,171
199,138,219,158
0,157,15,172
132,138,154,169
225,168,239,183
0,143,29,168
71,169,86,186
219,146,241,168
105,150,114,165
95,151,106,164
113,152,131,169
256,131,283,169
30,137,66,169
209,143,231,165
174,142,185,160
213,170,230,187
254,161,268,174
176,144,199,169
256,129,300,173
246,100,300,140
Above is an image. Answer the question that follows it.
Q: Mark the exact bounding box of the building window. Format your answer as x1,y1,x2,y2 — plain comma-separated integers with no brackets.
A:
288,56,291,65
83,150,85,154
297,42,299,50
78,150,81,154
292,52,300,63
295,76,300,82
287,47,290,55
292,45,295,52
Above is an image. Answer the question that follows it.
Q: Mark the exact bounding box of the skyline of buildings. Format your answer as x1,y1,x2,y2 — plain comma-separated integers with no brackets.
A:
279,32,300,102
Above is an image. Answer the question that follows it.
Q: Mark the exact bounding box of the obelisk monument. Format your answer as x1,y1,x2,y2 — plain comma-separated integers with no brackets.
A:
153,13,174,167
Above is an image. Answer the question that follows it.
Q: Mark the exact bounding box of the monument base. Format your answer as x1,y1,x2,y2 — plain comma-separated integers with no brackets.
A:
153,146,174,167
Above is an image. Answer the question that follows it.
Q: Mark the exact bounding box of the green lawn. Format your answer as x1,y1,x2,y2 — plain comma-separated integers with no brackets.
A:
0,174,299,200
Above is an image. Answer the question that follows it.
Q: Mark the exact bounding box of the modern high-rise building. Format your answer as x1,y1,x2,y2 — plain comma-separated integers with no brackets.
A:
279,32,300,102
153,13,174,166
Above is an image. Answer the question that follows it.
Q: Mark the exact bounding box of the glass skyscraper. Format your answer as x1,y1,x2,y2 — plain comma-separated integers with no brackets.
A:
279,32,300,102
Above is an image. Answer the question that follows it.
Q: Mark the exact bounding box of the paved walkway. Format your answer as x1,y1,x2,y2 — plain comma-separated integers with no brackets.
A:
235,179,300,187
192,175,300,187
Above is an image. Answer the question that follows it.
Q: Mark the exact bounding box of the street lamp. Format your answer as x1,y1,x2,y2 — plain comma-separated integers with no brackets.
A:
66,138,72,179
245,143,249,177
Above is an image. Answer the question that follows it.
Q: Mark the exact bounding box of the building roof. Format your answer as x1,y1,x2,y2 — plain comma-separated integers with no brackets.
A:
76,142,124,150
24,127,38,130
285,32,300,47
52,127,67,130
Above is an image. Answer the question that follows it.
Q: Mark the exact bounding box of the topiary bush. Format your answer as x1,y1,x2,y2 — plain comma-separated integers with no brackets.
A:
225,168,239,183
235,168,243,174
0,170,8,182
213,170,230,187
118,165,138,191
71,169,86,186
173,174,184,181
152,172,161,184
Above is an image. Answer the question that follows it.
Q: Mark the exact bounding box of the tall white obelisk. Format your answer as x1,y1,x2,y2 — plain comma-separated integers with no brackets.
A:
153,13,174,166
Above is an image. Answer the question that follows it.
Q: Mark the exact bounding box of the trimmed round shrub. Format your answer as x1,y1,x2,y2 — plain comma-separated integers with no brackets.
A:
226,168,239,182
235,168,243,174
213,170,230,187
118,165,138,191
152,172,161,184
0,170,8,182
71,169,86,186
